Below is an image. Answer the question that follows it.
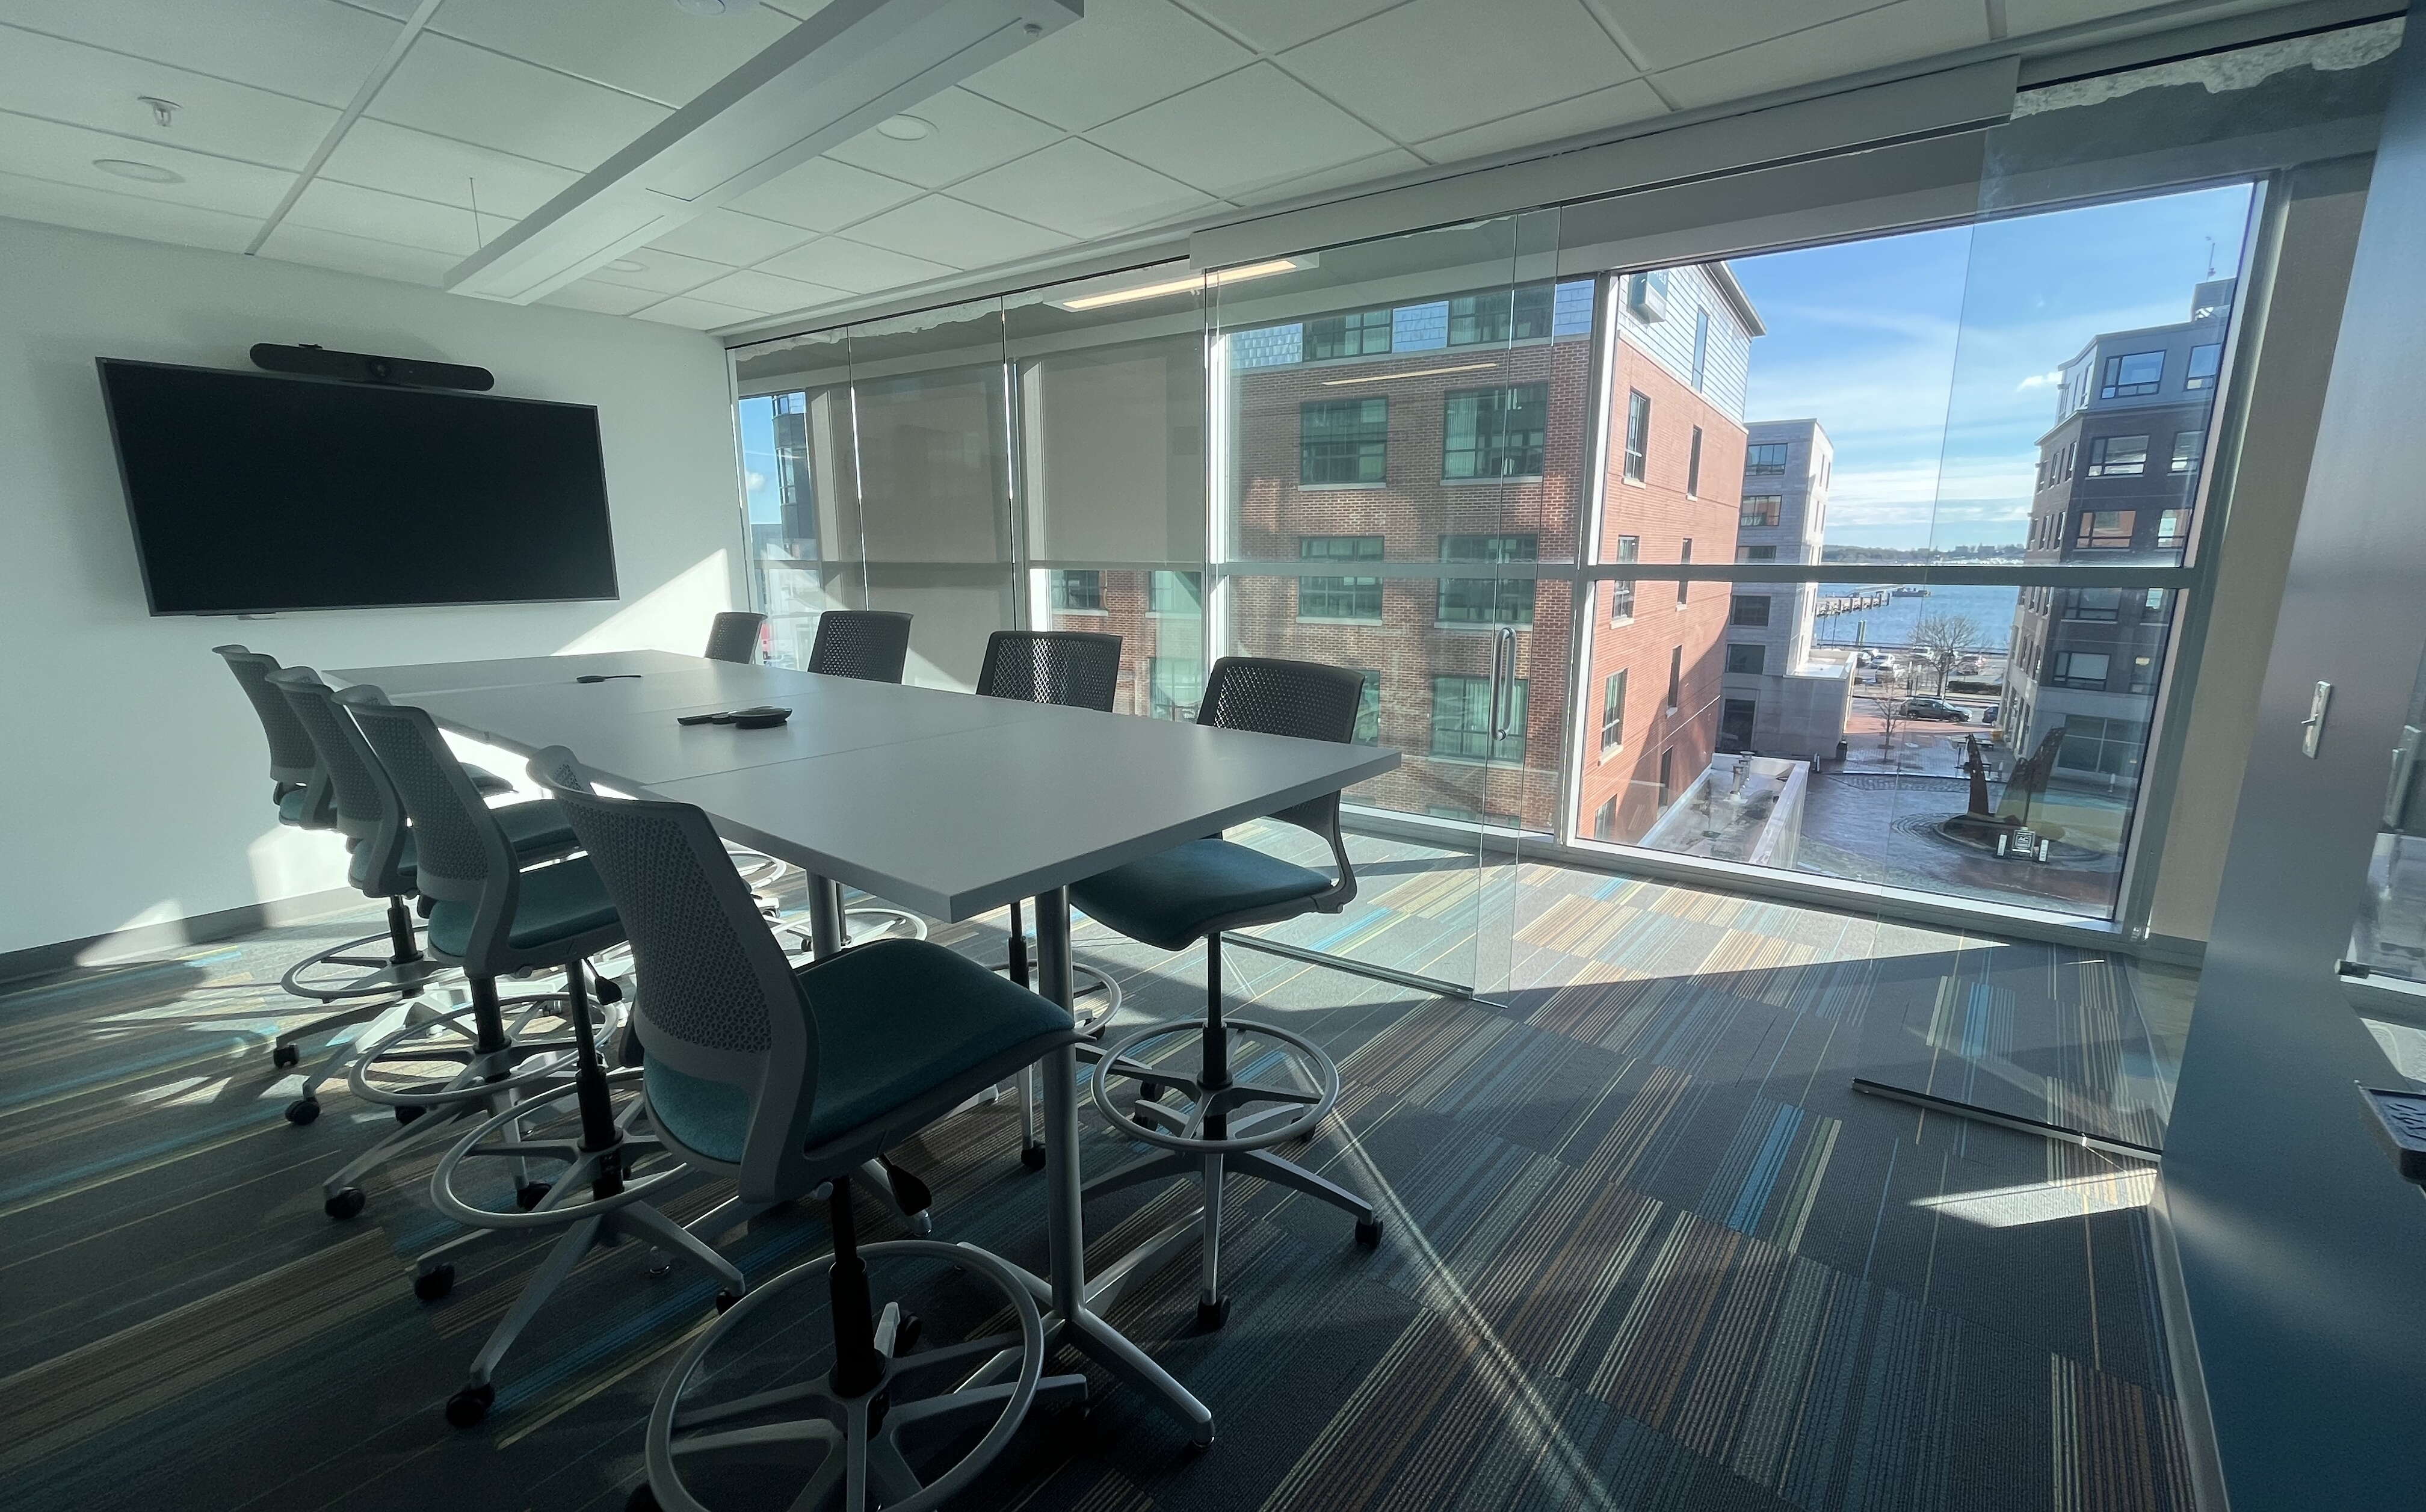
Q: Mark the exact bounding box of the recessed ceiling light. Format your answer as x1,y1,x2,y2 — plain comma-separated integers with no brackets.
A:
875,114,934,141
606,259,649,273
93,158,183,184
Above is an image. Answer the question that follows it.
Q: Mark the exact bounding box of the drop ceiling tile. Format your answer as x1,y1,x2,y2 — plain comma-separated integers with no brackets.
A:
584,244,728,295
726,154,922,230
1282,0,1638,144
1226,145,1422,207
1087,63,1395,199
844,194,1069,268
686,267,851,314
417,0,800,108
645,208,815,265
1178,0,1403,53
537,277,664,315
368,31,671,171
0,0,403,108
257,220,458,286
0,109,294,218
1414,78,1667,164
319,119,579,219
2004,0,2227,31
825,86,1060,190
282,177,500,255
1651,0,1990,110
962,0,1252,132
0,166,256,252
633,293,760,329
0,25,341,170
1582,0,1892,71
949,140,1214,239
757,235,954,294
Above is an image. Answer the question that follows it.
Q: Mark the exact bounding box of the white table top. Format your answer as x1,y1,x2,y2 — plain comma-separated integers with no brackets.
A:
332,651,1399,921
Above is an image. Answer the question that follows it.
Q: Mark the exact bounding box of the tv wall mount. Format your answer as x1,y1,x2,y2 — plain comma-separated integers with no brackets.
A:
250,343,494,392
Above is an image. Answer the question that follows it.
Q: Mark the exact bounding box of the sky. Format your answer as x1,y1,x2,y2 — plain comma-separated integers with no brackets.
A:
1726,182,2257,550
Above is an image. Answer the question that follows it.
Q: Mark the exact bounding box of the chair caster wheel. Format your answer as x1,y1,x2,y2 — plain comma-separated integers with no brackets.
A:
1019,1144,1047,1171
395,1104,426,1126
515,1182,551,1211
414,1264,455,1302
626,1487,661,1512
614,1026,645,1069
1356,1217,1383,1248
895,1312,924,1355
594,975,624,1005
445,1383,493,1428
714,1288,741,1314
273,1043,300,1069
285,1097,320,1126
1194,1295,1230,1332
324,1186,365,1220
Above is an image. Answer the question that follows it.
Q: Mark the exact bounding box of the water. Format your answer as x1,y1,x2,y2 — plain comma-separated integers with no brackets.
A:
1813,582,2022,652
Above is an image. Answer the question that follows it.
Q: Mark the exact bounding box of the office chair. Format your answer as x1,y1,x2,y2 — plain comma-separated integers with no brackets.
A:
784,608,927,948
528,750,1088,1512
338,693,742,1427
214,646,510,1075
1069,656,1381,1330
974,630,1128,1169
702,610,767,664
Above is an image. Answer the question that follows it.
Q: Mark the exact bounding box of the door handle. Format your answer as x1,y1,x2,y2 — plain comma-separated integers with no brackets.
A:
2387,723,2422,829
2300,680,2332,758
1492,625,1519,739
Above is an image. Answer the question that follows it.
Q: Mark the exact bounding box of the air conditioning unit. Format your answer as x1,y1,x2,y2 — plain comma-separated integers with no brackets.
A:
1628,268,1670,322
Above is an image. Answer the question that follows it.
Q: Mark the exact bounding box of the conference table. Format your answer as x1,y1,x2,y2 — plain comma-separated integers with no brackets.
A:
331,647,1399,1441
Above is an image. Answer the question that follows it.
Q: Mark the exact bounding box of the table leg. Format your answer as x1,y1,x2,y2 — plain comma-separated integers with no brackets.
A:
805,873,845,960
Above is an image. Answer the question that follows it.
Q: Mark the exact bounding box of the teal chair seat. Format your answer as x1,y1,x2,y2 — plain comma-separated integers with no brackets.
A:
428,856,617,959
645,938,1072,1164
353,801,578,892
1069,838,1332,952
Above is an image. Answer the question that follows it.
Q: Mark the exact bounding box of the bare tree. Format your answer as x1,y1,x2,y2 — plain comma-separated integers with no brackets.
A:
1910,611,1983,695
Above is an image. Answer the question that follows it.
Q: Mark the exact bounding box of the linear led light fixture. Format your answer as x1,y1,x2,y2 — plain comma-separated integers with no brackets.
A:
1054,258,1303,311
1321,362,1496,386
447,0,1081,303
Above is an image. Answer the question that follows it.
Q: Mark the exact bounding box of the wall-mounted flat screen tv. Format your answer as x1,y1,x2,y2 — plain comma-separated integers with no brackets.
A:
98,358,619,616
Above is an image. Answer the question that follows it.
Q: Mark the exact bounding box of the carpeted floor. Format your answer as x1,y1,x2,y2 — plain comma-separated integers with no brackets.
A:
0,834,2196,1512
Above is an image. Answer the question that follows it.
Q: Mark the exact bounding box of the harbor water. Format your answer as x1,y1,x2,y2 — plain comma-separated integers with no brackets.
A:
1813,582,2022,652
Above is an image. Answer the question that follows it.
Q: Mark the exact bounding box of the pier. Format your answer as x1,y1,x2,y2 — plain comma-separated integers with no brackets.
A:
1816,588,1890,618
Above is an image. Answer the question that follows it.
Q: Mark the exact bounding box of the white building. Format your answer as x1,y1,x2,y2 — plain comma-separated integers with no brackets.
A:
1723,418,1850,759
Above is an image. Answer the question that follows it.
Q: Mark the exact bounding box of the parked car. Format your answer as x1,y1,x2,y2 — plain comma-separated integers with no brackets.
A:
1898,697,1969,722
1859,651,1899,671
1953,655,1985,675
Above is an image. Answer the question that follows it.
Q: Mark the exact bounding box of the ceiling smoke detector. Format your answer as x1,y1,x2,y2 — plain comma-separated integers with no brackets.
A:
94,158,184,184
605,259,650,273
875,114,933,141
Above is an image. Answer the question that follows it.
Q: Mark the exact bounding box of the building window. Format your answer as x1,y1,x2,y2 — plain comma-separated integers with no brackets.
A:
1600,669,1628,753
2143,587,2173,622
1720,698,1756,753
1736,545,1776,562
1593,796,1618,839
2099,350,2165,398
1691,308,1711,390
2074,510,2137,550
1448,283,1552,347
1622,390,1649,482
2185,342,2223,390
1304,308,1390,360
1438,534,1537,625
1048,569,1102,612
1731,594,1771,627
2129,656,2158,694
2063,587,2122,622
1628,268,1670,320
2087,434,2149,477
1297,537,1382,620
1666,646,1682,711
2171,430,2205,474
1745,442,1789,476
2058,715,2148,777
1740,495,1781,528
2052,650,2111,690
1726,643,1767,675
1608,535,1638,622
1445,383,1549,479
1687,426,1704,496
1676,539,1691,606
1429,674,1525,762
1149,656,1202,720
1656,747,1674,807
1299,397,1387,484
2156,509,2191,549
1150,570,1202,616
1351,669,1382,744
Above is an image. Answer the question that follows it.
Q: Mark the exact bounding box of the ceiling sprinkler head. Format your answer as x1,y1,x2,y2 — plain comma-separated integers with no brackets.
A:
139,96,179,129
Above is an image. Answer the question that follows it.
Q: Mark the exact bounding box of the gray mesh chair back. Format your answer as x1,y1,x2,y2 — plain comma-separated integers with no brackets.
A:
1198,656,1366,858
215,644,321,799
270,668,411,896
339,689,531,966
529,749,815,1199
703,611,766,664
806,609,912,683
977,630,1122,711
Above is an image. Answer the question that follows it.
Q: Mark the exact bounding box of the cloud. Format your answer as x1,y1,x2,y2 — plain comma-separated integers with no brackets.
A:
2015,369,2064,391
745,470,767,492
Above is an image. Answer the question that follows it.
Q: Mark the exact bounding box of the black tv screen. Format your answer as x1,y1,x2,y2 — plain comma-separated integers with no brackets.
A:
99,358,619,615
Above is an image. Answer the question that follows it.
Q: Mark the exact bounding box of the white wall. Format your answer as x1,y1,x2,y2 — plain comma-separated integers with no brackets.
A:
0,215,744,960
